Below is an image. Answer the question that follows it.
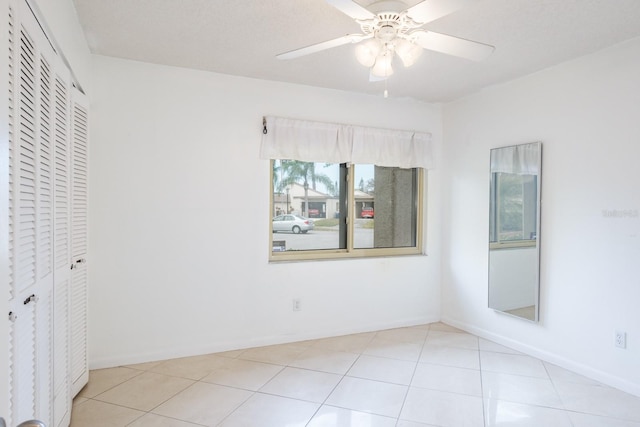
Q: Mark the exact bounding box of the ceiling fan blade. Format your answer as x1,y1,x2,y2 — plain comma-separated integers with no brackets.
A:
407,0,477,24
277,34,368,60
325,0,375,20
413,30,494,61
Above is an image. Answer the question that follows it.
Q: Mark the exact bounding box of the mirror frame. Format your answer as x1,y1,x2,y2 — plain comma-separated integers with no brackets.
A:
488,142,542,322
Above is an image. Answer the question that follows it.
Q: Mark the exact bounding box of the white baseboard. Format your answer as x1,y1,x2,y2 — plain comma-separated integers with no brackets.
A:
441,316,640,398
89,314,439,370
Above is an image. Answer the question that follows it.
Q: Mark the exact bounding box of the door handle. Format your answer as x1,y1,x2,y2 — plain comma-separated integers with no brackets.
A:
23,294,38,305
71,258,87,270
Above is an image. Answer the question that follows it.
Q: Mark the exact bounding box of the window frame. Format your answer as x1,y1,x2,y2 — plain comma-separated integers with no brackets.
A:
269,161,425,261
489,171,538,250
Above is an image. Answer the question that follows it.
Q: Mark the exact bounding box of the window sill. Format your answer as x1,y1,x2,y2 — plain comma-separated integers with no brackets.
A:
489,240,536,250
269,247,424,262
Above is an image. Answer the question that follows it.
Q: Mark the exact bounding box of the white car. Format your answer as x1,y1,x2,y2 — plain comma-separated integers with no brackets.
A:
272,215,314,234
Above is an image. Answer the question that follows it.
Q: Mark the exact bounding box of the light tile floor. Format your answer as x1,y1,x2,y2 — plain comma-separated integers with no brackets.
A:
71,323,640,427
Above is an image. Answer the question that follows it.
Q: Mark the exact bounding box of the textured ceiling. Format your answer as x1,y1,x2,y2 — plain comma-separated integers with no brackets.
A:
73,0,640,102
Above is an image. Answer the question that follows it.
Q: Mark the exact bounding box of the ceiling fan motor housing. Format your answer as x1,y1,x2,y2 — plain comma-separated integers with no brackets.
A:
377,23,398,42
358,6,423,41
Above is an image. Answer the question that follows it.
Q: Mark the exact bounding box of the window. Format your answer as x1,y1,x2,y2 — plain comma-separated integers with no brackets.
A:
270,160,422,260
489,172,538,247
260,116,432,260
488,142,540,250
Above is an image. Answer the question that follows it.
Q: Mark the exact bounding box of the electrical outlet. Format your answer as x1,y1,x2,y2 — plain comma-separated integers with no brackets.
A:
292,298,301,312
615,330,627,349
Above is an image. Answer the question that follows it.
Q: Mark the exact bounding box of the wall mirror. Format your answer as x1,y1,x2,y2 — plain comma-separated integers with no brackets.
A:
489,142,542,322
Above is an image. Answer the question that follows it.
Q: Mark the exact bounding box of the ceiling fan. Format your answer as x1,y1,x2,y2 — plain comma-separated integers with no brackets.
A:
277,0,494,80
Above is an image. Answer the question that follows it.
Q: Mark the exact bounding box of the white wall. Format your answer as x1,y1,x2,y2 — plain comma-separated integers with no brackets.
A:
442,36,640,395
88,55,443,368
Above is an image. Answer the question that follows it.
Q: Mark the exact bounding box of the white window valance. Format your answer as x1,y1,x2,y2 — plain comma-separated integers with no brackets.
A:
260,116,434,169
490,143,540,175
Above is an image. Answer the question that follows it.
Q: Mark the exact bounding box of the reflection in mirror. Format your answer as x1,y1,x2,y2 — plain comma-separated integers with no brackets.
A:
489,142,541,321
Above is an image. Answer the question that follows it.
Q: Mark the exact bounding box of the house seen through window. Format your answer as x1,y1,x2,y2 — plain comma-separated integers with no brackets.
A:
489,172,537,245
271,160,421,259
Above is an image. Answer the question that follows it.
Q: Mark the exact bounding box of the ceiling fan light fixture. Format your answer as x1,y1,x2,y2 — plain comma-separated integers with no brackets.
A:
355,39,382,67
371,50,394,78
395,37,423,67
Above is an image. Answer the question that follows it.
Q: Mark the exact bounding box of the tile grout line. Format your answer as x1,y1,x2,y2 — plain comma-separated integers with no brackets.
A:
302,330,374,426
394,324,431,426
478,339,486,427
541,360,576,427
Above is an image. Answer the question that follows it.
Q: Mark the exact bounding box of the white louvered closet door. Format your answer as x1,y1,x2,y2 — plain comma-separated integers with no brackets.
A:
6,0,87,426
52,66,72,427
7,0,57,424
9,2,54,423
34,29,68,427
69,89,89,398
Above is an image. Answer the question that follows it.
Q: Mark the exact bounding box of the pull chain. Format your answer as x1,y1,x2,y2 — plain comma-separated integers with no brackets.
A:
262,117,268,134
